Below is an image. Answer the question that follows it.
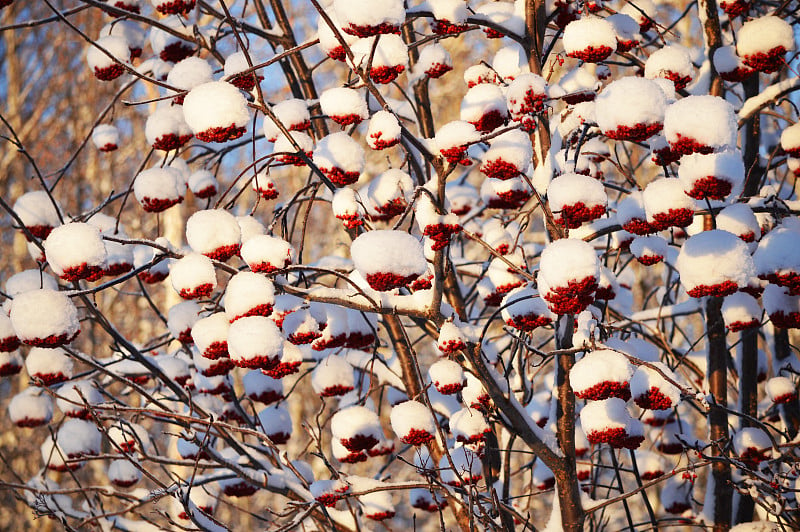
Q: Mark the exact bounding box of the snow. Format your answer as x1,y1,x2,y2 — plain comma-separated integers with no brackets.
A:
607,13,639,47
630,235,668,264
108,459,141,486
736,16,795,57
317,12,358,60
13,191,61,236
8,388,52,426
186,210,242,261
331,405,382,448
553,66,599,102
618,0,656,30
464,64,497,87
351,230,427,285
721,292,762,331
415,42,452,79
428,359,464,393
763,284,800,327
86,35,129,72
460,84,508,132
56,419,101,457
594,77,666,138
145,106,193,150
100,20,145,54
367,110,401,150
732,427,771,456
430,0,467,24
166,57,213,96
149,16,193,63
506,73,547,120
133,167,184,212
224,272,275,323
155,354,190,384
781,122,800,154
167,301,200,341
187,170,218,198
5,269,58,297
548,172,607,219
492,45,527,81
365,168,412,216
313,132,365,184
480,129,532,179
677,150,744,200
92,124,119,151
580,397,641,448
765,376,795,403
227,316,283,369
644,45,694,88
350,33,408,74
676,230,755,297
642,178,696,229
716,204,760,246
191,312,229,359
311,355,354,396
182,81,250,137
473,1,523,38
570,349,634,399
44,222,107,279
539,238,599,288
320,87,369,125
439,445,483,486
563,17,617,62
334,0,405,35
263,99,311,142
241,235,294,273
754,225,800,283
434,120,480,152
11,290,80,347
630,362,680,409
450,407,490,443
713,45,752,80
663,95,737,152
223,51,250,78
257,405,293,443
390,400,435,441
169,253,217,299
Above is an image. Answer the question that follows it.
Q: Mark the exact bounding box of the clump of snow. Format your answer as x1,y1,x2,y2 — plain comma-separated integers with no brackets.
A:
167,57,213,102
415,42,453,79
736,16,795,73
501,285,553,331
548,172,607,228
187,170,218,199
460,84,508,132
563,17,617,63
429,359,464,395
506,73,547,129
595,77,665,141
331,405,382,451
100,20,145,58
133,167,185,212
227,316,283,370
619,0,656,31
186,209,242,262
364,168,413,221
92,124,120,152
191,312,229,359
676,230,755,298
753,226,800,294
56,418,101,458
241,235,295,273
440,445,483,486
224,272,275,322
716,204,760,248
722,292,762,332
313,132,365,187
367,110,401,150
263,99,311,142
580,397,643,449
464,64,498,87
149,15,194,63
450,407,490,443
183,81,250,143
780,122,800,157
538,238,600,315
607,13,640,51
763,284,800,328
257,405,293,444
765,376,796,404
145,105,193,152
350,34,408,84
108,459,142,488
480,129,532,180
320,87,369,126
86,36,130,81
492,45,527,81
571,349,634,401
677,150,744,201
630,362,680,410
44,222,107,282
642,178,696,230
167,301,200,344
644,45,694,90
733,427,772,465
57,379,103,418
169,253,216,299
9,388,53,427
13,191,61,240
11,290,80,348
311,355,354,397
435,120,480,165
351,230,427,291
334,0,405,37
663,95,736,155
713,45,753,82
